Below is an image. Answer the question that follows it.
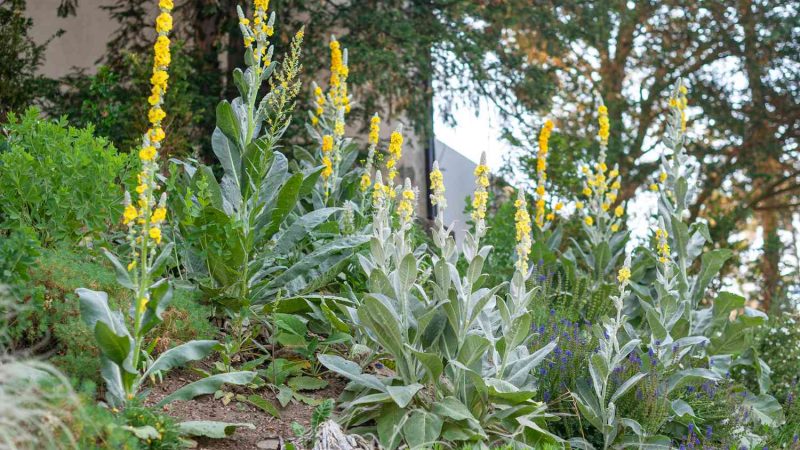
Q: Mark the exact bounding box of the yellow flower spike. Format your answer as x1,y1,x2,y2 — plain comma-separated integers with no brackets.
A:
655,227,671,263
598,103,610,146
471,152,489,224
617,266,631,284
429,161,446,207
369,115,381,145
385,128,404,183
321,156,333,180
535,119,554,228
359,173,371,192
322,135,333,153
514,189,532,274
397,178,416,226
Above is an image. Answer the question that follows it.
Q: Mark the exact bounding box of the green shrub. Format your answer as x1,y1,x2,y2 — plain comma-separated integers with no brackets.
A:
7,247,214,386
0,108,132,246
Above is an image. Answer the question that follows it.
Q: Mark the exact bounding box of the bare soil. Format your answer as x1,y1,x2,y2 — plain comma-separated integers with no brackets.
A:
147,369,346,450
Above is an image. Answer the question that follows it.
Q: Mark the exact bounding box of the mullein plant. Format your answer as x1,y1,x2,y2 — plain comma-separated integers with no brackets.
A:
77,0,255,408
321,159,561,448
303,37,365,208
170,1,369,322
628,80,784,437
570,260,666,449
528,120,565,257
570,103,629,285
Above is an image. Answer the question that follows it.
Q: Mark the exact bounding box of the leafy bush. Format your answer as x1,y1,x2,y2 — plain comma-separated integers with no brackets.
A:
4,247,214,385
0,108,131,245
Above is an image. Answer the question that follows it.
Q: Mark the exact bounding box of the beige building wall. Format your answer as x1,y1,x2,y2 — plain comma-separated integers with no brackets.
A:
25,0,117,78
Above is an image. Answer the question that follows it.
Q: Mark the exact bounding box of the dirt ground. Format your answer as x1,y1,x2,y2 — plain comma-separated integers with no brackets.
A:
147,369,346,449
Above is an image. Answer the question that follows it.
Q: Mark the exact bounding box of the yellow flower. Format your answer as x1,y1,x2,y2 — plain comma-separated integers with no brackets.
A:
397,180,416,225
136,184,147,195
576,201,584,209
535,119,554,228
159,0,174,10
254,0,269,11
650,183,659,192
123,205,138,223
583,187,592,197
139,146,157,161
385,129,404,179
609,169,619,178
546,213,555,221
321,156,333,179
137,297,149,315
555,202,563,211
611,223,620,232
148,107,166,125
360,173,371,192
429,162,446,206
659,171,668,183
334,120,345,137
127,260,137,271
150,70,168,91
149,227,162,244
154,36,171,67
151,207,167,223
614,205,624,217
322,135,333,153
584,216,594,226
155,12,172,33
601,203,610,212
514,190,532,273
617,266,631,284
149,127,165,142
611,181,621,190
598,104,610,146
369,115,381,145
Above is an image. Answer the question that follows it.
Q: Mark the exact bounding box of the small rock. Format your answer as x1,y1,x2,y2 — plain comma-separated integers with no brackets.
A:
256,438,281,450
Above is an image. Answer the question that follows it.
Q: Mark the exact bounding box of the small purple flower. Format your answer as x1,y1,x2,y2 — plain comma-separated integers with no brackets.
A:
705,425,712,440
550,308,556,316
543,391,551,402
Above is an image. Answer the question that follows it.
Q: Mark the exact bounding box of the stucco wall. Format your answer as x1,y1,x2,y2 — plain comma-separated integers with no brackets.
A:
25,0,117,78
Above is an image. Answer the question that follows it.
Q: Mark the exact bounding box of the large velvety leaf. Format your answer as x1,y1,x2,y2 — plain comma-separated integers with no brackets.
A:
156,371,256,407
403,410,443,449
262,172,303,239
143,340,218,380
93,321,131,366
177,421,255,438
215,101,241,149
386,384,423,408
317,354,385,392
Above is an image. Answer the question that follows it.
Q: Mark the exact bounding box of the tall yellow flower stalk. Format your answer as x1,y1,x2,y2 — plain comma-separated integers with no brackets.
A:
471,152,489,236
385,126,404,189
328,37,350,113
121,0,174,371
577,101,625,239
535,120,554,228
514,189,532,274
397,178,416,227
360,114,381,192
